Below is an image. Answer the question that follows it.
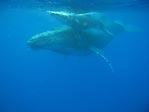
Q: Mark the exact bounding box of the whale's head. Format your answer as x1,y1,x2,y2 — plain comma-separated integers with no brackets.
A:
27,31,54,50
27,26,74,51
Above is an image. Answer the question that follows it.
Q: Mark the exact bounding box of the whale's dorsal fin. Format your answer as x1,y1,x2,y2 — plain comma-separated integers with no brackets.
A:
89,47,114,72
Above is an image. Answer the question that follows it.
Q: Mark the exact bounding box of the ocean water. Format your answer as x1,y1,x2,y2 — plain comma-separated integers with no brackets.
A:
0,0,149,112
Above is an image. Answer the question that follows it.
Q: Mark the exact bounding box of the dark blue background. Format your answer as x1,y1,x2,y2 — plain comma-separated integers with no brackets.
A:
0,1,149,112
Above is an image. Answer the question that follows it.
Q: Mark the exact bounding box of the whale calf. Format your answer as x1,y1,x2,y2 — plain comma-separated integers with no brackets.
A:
47,11,117,36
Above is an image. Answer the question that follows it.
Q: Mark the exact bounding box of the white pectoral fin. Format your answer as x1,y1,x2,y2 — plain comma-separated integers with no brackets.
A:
47,10,74,17
104,29,114,36
89,47,114,72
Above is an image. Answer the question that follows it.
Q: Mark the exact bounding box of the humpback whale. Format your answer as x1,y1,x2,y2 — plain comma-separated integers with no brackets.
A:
27,11,136,71
47,11,117,36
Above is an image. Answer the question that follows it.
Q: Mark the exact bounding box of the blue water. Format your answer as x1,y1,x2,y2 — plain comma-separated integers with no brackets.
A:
0,1,149,112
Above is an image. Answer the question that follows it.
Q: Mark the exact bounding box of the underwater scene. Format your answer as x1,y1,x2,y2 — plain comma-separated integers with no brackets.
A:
0,0,149,112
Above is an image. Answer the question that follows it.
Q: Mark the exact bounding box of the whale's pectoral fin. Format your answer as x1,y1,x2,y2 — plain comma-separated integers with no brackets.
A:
104,28,114,36
47,11,74,17
97,18,114,36
89,47,114,72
